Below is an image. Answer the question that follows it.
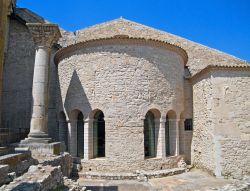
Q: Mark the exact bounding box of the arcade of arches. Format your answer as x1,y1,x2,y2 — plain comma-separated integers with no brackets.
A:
58,109,192,162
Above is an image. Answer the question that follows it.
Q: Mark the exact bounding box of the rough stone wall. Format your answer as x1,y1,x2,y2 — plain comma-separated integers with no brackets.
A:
192,69,250,178
81,155,183,173
211,69,250,179
0,165,64,191
192,72,216,174
2,19,35,142
58,43,185,171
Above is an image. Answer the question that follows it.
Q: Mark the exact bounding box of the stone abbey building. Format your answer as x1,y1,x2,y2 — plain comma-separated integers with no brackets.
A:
0,0,249,179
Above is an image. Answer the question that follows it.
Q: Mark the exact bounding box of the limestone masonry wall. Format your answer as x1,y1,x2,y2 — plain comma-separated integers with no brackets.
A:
58,43,185,171
2,20,35,142
192,69,250,178
211,69,250,179
192,72,216,174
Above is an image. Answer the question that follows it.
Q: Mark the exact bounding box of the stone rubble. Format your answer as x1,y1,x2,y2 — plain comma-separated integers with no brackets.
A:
0,165,64,191
0,165,10,186
40,152,73,177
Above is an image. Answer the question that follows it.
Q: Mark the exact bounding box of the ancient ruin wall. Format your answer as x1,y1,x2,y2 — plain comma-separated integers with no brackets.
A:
58,43,185,171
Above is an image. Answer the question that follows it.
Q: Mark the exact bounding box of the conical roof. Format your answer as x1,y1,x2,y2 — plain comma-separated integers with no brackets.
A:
62,18,247,75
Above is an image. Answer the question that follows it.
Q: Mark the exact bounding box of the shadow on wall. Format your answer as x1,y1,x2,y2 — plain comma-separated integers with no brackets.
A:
64,70,92,117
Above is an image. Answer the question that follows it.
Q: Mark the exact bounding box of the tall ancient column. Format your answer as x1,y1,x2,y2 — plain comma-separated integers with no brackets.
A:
22,23,61,143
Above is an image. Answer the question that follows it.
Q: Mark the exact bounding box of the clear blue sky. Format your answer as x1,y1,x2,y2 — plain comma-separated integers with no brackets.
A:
17,0,250,61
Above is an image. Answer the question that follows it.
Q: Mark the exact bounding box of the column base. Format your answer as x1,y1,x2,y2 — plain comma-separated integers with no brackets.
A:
18,141,64,156
20,137,52,144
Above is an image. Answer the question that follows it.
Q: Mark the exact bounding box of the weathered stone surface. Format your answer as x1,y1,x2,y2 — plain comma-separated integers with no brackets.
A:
40,152,73,177
192,69,250,178
0,165,10,186
0,152,38,176
63,177,86,191
57,42,187,171
218,176,250,191
0,165,63,191
79,167,185,180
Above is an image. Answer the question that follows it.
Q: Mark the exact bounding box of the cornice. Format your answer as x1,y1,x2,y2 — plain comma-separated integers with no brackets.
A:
54,36,188,65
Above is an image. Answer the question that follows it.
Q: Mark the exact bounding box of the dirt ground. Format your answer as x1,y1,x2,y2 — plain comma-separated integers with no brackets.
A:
78,169,234,191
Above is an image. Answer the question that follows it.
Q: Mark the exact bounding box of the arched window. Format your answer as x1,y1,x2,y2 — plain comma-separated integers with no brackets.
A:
144,111,156,157
77,112,84,158
93,110,105,158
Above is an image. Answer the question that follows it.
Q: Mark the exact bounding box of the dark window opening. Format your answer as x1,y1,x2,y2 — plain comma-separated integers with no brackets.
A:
144,111,156,158
184,118,193,131
93,111,105,158
165,116,170,155
77,112,84,158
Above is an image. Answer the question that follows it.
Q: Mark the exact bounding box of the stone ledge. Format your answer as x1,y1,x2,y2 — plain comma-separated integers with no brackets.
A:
18,142,64,156
79,167,185,181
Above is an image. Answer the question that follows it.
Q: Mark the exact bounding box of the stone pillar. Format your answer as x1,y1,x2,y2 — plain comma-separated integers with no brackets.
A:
21,23,61,144
175,119,180,156
157,117,166,158
84,118,93,159
68,120,77,157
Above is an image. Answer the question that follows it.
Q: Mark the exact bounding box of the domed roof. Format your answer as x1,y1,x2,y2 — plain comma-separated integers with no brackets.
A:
59,18,247,76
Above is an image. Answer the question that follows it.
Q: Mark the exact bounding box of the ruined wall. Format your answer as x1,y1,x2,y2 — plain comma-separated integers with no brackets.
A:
58,43,185,171
192,69,250,178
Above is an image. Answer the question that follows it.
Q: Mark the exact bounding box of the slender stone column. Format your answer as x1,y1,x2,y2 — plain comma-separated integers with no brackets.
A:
84,118,93,159
175,119,180,156
69,120,77,157
21,24,61,143
157,117,166,158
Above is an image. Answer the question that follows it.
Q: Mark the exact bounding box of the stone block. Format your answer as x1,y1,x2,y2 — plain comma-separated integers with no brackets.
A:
0,165,10,186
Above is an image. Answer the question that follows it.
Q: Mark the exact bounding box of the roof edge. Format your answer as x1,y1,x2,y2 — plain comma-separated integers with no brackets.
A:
187,64,250,82
54,36,188,65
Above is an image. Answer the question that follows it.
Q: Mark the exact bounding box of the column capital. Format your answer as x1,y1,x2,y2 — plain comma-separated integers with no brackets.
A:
160,118,166,123
27,23,61,48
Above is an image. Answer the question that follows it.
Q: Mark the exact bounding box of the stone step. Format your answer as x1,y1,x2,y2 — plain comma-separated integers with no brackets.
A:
79,167,186,180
